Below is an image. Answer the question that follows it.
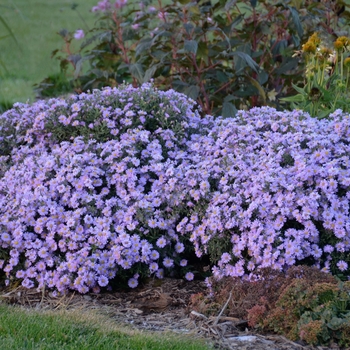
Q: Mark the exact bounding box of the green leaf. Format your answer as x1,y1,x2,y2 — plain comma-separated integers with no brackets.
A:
317,109,332,119
222,101,237,118
291,83,307,95
188,5,200,15
73,55,93,79
183,23,194,35
288,6,303,38
224,95,238,103
81,31,112,49
143,64,160,83
231,51,259,73
184,40,198,55
184,85,200,100
135,38,153,57
250,0,258,8
197,41,209,64
225,0,238,11
247,76,266,104
280,94,305,103
257,70,269,85
0,15,21,51
58,29,69,39
230,14,244,30
129,63,144,83
275,58,298,75
291,34,300,47
216,71,229,83
68,54,81,66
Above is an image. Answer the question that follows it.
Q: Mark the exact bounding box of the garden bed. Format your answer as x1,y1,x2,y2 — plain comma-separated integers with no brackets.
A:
0,275,341,350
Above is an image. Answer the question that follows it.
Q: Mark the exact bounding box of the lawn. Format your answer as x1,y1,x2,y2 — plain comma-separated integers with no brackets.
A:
0,303,213,350
0,0,97,106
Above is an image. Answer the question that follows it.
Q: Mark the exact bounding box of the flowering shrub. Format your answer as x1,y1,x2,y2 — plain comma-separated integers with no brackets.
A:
0,83,213,293
175,107,350,279
1,83,350,295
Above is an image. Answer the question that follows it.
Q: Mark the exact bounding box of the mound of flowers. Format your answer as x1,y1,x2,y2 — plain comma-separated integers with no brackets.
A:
176,107,350,280
0,83,213,293
0,84,350,294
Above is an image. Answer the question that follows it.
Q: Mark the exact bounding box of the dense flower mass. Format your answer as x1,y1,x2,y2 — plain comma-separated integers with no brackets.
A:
176,107,350,280
0,83,350,294
0,83,212,293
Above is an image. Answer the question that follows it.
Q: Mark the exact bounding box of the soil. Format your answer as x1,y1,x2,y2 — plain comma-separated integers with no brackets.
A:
0,278,341,350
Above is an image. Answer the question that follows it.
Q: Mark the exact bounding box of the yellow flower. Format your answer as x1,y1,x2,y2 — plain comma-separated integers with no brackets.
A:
302,41,316,54
334,36,350,50
344,57,350,68
309,32,321,46
320,47,333,57
302,33,321,54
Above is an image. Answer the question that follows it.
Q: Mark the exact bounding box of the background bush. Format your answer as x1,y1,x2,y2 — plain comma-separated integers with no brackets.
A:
37,0,350,116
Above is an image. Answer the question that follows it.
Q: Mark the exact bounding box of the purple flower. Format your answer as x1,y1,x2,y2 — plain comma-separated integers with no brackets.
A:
185,272,194,281
98,275,109,287
180,259,187,267
337,260,348,271
128,277,138,288
163,257,174,268
74,29,85,40
156,237,167,248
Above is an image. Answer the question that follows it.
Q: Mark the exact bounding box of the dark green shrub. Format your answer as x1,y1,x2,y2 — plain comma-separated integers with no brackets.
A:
37,0,350,116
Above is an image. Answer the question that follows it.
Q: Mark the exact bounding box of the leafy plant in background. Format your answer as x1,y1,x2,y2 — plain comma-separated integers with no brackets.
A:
36,0,350,117
0,7,22,113
281,32,350,118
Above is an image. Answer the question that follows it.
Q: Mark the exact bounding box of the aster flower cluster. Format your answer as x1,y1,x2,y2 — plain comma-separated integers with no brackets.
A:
175,107,350,280
1,83,350,294
0,83,212,293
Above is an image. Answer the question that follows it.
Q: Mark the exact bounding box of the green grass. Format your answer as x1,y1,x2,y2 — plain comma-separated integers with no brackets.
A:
0,0,98,105
0,303,213,350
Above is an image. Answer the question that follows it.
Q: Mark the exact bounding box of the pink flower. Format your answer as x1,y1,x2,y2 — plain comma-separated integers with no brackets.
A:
114,0,127,9
74,29,85,40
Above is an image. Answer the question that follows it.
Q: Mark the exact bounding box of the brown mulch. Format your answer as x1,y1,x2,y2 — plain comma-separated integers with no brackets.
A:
0,278,339,350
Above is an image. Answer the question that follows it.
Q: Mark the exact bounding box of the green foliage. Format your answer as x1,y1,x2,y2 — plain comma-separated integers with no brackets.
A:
253,279,350,347
0,11,21,76
37,0,350,116
281,32,350,118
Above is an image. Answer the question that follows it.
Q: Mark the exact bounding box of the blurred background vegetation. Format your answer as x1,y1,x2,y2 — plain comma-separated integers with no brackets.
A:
0,0,97,110
2,0,350,116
